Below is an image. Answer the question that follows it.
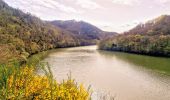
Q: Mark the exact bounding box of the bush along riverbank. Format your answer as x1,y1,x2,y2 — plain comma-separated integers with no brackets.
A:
0,62,91,100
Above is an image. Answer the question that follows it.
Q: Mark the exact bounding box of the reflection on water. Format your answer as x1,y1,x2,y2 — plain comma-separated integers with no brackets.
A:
43,46,170,100
99,51,170,75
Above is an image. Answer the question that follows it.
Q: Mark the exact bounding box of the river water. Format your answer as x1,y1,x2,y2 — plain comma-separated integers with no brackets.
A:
43,46,170,100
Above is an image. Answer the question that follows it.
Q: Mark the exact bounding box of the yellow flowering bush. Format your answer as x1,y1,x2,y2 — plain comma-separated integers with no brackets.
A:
0,64,91,100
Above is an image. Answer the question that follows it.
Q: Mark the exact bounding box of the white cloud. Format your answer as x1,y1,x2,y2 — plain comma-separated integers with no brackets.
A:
152,0,170,8
76,0,101,9
155,0,170,7
112,0,140,6
5,0,78,13
157,0,170,3
42,0,78,13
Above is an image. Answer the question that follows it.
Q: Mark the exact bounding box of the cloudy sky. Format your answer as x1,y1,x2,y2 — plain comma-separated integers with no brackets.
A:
3,0,170,33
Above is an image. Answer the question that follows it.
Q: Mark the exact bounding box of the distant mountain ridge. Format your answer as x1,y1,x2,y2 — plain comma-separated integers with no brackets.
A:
50,20,117,41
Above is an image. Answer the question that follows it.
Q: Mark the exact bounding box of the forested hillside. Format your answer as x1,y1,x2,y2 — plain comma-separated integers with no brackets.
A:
0,0,105,64
50,20,116,44
99,15,170,57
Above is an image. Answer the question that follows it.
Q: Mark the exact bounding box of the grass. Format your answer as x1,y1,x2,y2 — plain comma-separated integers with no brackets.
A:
26,51,49,66
0,62,91,100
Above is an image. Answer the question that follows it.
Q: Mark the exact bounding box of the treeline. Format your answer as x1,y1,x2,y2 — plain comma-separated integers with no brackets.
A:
0,0,102,64
99,15,170,57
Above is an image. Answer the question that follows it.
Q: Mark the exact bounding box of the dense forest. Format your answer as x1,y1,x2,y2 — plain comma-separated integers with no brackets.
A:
0,0,114,64
99,15,170,57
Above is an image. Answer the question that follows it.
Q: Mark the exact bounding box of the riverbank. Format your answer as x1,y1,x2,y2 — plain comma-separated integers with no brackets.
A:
26,45,96,66
0,46,95,100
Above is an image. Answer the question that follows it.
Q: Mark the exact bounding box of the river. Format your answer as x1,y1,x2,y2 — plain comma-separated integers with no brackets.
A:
42,46,170,100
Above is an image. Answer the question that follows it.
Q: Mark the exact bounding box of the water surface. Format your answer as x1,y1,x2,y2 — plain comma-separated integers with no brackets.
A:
43,46,170,100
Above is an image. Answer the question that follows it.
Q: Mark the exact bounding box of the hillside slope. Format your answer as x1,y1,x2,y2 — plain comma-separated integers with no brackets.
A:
50,20,117,44
0,0,92,63
99,15,170,57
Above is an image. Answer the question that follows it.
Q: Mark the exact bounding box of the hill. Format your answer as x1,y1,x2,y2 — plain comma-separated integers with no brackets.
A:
50,20,117,44
0,0,101,63
99,15,170,57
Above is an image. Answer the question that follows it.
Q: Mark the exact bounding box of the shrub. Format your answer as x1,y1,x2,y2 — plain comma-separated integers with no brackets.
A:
0,63,91,100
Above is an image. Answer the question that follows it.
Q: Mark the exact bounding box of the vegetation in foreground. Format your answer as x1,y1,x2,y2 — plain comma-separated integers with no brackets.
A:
99,15,170,57
0,63,91,100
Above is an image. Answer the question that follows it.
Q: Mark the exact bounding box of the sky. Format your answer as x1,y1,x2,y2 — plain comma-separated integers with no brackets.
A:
3,0,170,33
